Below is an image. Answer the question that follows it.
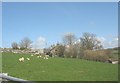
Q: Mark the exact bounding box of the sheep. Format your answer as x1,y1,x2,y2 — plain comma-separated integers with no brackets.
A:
19,57,24,62
43,57,46,59
39,55,42,57
31,54,33,56
43,55,49,58
13,52,16,54
26,58,30,60
108,59,118,64
34,52,39,55
37,55,42,58
43,56,49,60
37,56,40,58
45,55,49,58
112,61,118,64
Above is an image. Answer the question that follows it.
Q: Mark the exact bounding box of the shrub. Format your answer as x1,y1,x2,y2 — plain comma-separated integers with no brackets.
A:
55,45,65,57
64,47,72,58
64,45,78,58
83,50,109,62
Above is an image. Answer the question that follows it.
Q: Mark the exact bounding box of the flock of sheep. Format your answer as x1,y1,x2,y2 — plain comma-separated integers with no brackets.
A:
13,51,119,64
18,53,49,62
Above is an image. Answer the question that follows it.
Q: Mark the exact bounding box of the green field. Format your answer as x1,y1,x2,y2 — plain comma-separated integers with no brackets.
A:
2,52,118,81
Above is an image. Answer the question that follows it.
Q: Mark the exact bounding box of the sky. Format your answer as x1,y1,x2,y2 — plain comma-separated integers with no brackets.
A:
2,2,118,48
2,0,120,2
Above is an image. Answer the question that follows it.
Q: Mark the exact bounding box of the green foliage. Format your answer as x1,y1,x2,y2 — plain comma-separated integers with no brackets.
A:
19,47,26,50
55,44,65,57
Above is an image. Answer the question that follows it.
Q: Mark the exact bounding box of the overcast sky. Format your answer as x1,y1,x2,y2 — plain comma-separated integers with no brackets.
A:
2,2,118,48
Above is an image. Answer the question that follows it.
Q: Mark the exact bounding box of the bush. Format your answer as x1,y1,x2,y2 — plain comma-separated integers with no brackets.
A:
55,45,65,57
64,47,72,58
83,50,109,62
20,47,26,50
64,45,78,58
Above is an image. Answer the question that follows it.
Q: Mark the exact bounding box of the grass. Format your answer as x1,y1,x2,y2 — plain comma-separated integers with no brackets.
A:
2,52,118,81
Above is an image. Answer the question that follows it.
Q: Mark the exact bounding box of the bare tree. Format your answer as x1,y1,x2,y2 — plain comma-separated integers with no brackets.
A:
80,32,103,50
62,32,77,58
63,32,76,45
19,37,32,49
11,42,18,49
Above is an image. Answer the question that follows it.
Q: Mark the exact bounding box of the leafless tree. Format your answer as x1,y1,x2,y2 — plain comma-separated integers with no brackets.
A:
62,32,77,58
80,32,103,50
11,42,18,49
63,32,76,45
19,37,32,49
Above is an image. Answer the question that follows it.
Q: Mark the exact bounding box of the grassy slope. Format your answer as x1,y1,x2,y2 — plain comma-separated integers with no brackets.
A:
2,52,118,81
0,52,2,73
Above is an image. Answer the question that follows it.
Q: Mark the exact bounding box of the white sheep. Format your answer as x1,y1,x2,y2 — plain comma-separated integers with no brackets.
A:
35,52,39,55
43,57,46,59
37,56,40,58
27,58,30,60
13,51,18,54
31,54,33,56
39,56,42,57
19,57,24,62
45,55,49,57
112,61,118,64
43,56,48,60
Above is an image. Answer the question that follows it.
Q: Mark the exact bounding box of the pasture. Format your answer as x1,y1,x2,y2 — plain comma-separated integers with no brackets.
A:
2,52,118,81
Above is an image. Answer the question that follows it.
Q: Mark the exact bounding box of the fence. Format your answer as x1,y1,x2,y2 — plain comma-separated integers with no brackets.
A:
0,73,34,83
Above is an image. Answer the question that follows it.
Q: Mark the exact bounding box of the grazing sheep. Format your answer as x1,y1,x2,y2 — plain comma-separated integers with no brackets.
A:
112,61,118,64
108,59,118,64
13,52,15,54
26,58,30,60
19,57,24,62
37,56,40,58
43,57,46,59
31,54,33,56
39,56,42,57
44,55,49,59
43,56,48,60
35,53,39,55
45,55,49,58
